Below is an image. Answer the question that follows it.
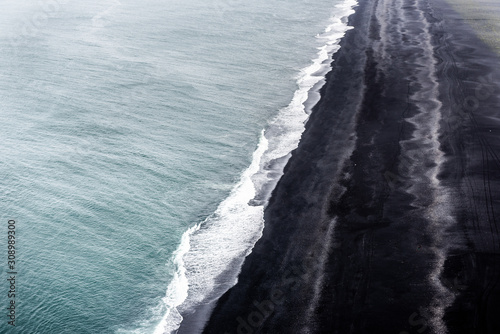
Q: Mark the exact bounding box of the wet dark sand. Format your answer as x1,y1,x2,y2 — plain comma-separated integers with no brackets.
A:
195,0,500,333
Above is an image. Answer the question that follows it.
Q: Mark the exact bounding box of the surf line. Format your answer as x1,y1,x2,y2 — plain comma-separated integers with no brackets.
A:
393,0,456,332
154,1,359,333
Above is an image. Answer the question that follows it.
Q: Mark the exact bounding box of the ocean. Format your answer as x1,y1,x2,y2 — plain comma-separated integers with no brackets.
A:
0,0,354,333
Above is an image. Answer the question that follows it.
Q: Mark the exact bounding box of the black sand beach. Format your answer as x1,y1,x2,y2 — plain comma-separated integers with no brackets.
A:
184,0,500,333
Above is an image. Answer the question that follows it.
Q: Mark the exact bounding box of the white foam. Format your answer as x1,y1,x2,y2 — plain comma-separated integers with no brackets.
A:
152,224,199,334
154,1,358,333
251,1,356,204
151,131,268,334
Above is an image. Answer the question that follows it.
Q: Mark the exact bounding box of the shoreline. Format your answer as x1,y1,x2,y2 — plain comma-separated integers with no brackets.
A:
172,2,358,333
199,0,500,333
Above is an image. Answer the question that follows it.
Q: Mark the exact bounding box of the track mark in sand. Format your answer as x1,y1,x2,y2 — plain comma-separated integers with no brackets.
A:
433,2,500,252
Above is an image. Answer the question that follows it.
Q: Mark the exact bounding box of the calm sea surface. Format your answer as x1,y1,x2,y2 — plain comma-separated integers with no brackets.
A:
0,0,353,332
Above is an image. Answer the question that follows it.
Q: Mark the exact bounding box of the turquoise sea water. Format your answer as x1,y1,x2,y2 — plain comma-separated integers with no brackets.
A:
0,0,354,333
